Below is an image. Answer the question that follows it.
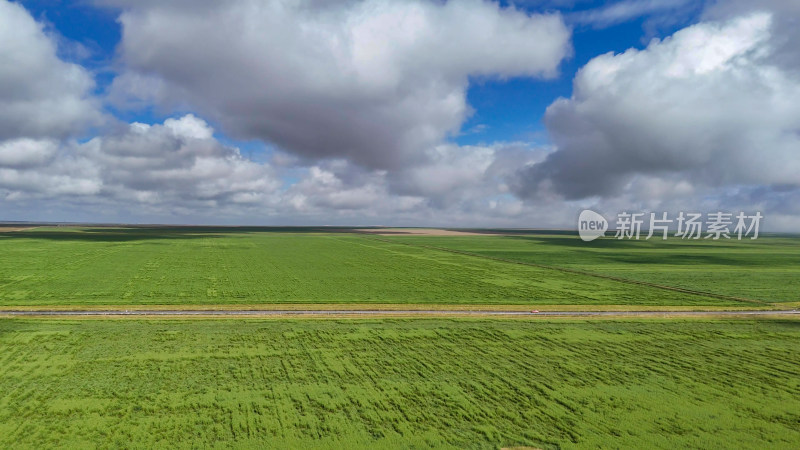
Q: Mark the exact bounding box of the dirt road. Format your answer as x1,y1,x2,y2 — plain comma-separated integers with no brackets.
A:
0,309,796,317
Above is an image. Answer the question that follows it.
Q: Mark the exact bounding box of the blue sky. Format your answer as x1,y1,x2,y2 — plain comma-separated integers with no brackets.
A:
460,15,672,146
2,0,799,229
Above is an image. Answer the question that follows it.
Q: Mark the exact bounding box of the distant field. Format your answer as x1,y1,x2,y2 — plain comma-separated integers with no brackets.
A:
386,233,800,303
1,318,798,448
0,227,745,306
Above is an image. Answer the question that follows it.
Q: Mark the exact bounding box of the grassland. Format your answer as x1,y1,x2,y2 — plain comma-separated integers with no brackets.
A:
0,227,752,307
1,228,797,448
385,233,800,304
0,318,798,449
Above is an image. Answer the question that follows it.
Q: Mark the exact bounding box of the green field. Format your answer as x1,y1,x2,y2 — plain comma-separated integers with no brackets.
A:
385,233,800,304
2,228,798,448
1,318,798,449
0,227,790,307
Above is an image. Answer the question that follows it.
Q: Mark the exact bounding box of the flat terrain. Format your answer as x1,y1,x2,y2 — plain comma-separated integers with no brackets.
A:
385,233,800,304
354,228,497,236
0,226,37,232
2,227,798,448
1,309,797,317
1,318,798,449
0,227,791,307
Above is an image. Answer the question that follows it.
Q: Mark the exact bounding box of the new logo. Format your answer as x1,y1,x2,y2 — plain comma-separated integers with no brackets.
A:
578,209,608,241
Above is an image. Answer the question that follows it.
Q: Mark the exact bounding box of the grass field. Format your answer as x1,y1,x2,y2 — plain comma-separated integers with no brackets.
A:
1,228,798,448
0,318,798,449
0,227,758,307
385,233,800,303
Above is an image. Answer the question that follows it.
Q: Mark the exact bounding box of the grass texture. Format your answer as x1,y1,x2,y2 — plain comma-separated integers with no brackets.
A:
0,228,750,306
0,318,798,448
386,233,800,303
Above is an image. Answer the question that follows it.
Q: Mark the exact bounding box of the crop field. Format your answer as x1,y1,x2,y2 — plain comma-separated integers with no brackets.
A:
0,318,798,449
0,227,753,307
386,233,800,304
1,228,797,449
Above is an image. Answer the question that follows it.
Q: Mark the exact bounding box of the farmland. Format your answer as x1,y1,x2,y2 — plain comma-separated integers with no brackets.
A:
1,318,798,449
0,227,764,307
386,233,800,304
1,227,798,449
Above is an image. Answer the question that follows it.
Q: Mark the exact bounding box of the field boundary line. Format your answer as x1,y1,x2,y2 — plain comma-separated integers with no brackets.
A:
359,235,769,306
0,309,796,317
2,303,777,312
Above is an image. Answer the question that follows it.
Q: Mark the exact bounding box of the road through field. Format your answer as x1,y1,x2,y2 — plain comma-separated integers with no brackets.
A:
0,309,797,317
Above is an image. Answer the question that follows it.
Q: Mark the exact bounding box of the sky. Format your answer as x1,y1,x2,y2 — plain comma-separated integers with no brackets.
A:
1,0,799,229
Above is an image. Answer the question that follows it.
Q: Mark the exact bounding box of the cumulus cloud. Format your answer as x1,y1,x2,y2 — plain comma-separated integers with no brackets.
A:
1,0,551,225
275,139,549,224
83,115,280,207
0,139,59,169
703,0,800,73
387,142,548,208
3,0,799,230
0,0,102,140
0,115,280,213
284,163,422,215
108,0,570,169
514,12,800,201
0,0,104,205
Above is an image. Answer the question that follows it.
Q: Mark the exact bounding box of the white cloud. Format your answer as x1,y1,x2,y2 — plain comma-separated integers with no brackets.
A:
570,0,693,29
387,142,549,208
275,139,551,224
0,0,102,140
163,114,214,140
108,0,571,169
0,115,280,214
82,115,281,207
515,12,800,201
3,0,800,231
703,0,800,73
0,139,59,169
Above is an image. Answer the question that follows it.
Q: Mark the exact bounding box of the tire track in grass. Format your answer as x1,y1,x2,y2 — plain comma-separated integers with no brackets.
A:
357,235,770,306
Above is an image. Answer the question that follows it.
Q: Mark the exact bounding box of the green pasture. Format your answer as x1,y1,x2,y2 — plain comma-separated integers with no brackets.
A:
0,318,798,449
386,233,800,303
0,227,760,306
